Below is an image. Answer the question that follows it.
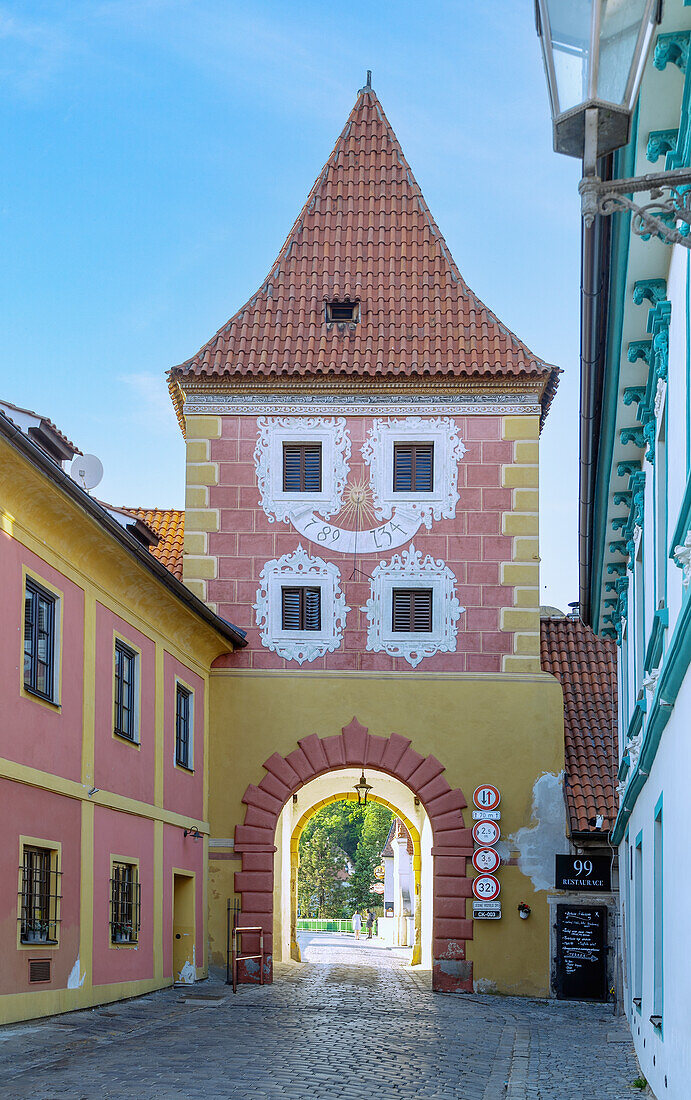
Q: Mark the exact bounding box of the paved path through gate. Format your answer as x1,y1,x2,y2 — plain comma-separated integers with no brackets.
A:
0,932,639,1099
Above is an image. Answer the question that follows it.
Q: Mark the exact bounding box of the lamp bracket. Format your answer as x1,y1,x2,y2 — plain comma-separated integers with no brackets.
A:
579,167,691,246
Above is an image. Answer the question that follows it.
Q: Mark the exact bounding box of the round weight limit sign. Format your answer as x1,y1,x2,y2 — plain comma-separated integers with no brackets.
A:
472,819,500,847
472,846,501,874
473,784,501,811
472,874,501,902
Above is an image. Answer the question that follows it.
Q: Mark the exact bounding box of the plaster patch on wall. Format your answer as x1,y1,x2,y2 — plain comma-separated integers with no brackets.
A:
177,945,196,985
67,957,86,989
511,772,568,892
473,977,498,994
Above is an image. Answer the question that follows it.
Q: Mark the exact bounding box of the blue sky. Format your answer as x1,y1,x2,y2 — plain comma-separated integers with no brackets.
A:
1,0,582,612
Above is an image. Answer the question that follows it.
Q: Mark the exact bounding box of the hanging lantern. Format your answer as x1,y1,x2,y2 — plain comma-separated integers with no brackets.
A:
354,772,372,806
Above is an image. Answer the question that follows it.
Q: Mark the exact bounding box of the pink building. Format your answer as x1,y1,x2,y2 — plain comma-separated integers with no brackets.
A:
0,401,245,1024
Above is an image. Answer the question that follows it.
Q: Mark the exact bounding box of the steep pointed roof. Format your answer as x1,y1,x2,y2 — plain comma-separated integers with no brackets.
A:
170,84,559,418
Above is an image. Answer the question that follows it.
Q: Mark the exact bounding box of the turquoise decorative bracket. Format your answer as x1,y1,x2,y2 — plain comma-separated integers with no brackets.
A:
611,515,628,531
646,129,679,163
609,540,628,555
623,386,646,406
607,561,627,576
627,341,652,365
613,491,632,507
648,299,671,382
617,459,642,478
620,426,646,448
633,279,667,306
654,30,691,73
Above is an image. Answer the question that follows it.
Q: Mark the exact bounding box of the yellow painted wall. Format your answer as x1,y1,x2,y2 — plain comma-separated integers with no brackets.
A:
208,667,564,997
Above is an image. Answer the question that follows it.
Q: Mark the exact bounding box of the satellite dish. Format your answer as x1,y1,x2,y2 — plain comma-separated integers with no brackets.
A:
70,453,103,491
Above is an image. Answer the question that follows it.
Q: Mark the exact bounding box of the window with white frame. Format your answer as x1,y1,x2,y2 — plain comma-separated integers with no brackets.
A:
114,640,139,742
361,546,464,667
254,417,350,523
254,545,349,664
24,578,58,702
175,683,194,770
362,417,466,529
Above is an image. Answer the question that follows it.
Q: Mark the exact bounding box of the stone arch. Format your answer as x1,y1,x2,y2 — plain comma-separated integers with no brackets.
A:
234,717,474,993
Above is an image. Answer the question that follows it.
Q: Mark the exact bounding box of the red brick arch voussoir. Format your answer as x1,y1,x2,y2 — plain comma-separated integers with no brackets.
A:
233,717,474,993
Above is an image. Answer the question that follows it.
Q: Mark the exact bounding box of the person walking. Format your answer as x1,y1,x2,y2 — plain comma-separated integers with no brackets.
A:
366,909,374,940
351,910,362,941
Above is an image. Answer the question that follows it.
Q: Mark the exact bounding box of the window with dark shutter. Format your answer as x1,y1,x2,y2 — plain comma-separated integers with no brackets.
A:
110,862,141,944
283,444,322,493
175,684,192,769
281,586,321,631
23,580,56,701
114,641,137,741
393,444,433,492
391,589,433,633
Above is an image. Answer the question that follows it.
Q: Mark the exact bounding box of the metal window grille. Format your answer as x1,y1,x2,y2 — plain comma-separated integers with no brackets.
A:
282,444,322,492
28,958,52,983
19,846,61,944
23,580,55,700
281,586,321,631
393,443,434,492
175,684,192,769
110,862,141,944
391,588,433,633
114,641,137,740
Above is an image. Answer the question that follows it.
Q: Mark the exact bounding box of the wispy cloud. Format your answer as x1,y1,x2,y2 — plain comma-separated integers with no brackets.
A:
0,7,73,99
120,371,179,435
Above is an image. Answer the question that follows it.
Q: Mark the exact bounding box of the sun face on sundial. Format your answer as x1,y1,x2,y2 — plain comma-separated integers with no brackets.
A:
333,479,377,531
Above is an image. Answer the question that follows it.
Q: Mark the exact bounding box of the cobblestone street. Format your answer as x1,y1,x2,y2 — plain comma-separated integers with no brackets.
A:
0,934,640,1099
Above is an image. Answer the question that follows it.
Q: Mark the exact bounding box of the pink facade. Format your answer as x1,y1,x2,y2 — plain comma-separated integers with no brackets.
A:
1,516,211,1019
208,412,515,673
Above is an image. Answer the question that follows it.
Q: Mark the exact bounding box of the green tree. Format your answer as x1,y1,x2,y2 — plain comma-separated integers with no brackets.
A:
298,799,394,917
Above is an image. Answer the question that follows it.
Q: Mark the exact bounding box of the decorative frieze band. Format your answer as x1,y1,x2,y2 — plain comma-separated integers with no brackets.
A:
183,392,542,417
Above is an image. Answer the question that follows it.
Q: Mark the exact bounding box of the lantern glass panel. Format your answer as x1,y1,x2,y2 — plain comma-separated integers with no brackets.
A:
597,0,650,107
545,0,593,113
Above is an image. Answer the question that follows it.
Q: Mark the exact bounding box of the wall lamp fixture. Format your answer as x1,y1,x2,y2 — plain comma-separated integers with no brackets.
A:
536,0,691,247
184,827,202,840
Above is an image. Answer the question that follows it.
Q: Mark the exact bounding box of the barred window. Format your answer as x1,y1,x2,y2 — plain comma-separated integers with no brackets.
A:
110,862,140,944
20,846,61,944
283,443,322,493
391,588,433,633
175,684,193,770
114,641,137,741
393,443,434,492
281,586,321,631
24,580,56,701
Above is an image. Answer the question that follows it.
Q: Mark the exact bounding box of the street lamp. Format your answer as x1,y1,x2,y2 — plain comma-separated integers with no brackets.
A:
535,0,691,246
354,772,372,807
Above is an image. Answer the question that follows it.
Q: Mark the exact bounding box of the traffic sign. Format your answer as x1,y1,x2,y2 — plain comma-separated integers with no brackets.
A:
471,810,501,820
473,784,501,812
472,819,500,847
473,907,502,920
472,899,501,910
472,874,501,902
472,847,501,874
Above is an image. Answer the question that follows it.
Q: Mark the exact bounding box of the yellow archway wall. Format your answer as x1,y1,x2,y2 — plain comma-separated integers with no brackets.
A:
289,791,422,966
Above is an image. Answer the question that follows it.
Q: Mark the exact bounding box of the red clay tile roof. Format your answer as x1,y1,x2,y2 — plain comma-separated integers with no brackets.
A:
170,85,559,419
124,508,184,580
540,616,618,835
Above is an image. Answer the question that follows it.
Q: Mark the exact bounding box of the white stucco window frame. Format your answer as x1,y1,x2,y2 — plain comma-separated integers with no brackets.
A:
361,417,466,530
361,546,464,667
254,545,350,664
254,416,351,523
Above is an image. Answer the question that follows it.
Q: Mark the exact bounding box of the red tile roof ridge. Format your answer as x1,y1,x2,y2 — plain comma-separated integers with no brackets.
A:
123,507,184,580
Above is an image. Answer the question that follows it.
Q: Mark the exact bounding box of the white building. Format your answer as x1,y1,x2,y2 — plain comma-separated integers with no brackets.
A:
572,3,691,1094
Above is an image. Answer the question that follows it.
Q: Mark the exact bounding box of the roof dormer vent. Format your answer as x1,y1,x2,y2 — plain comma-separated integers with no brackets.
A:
325,300,359,324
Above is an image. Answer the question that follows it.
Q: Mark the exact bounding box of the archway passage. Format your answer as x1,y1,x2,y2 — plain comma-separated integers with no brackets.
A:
287,785,427,968
234,718,474,993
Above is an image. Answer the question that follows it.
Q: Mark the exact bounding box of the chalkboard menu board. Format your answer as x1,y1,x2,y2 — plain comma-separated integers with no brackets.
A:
555,905,607,1001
